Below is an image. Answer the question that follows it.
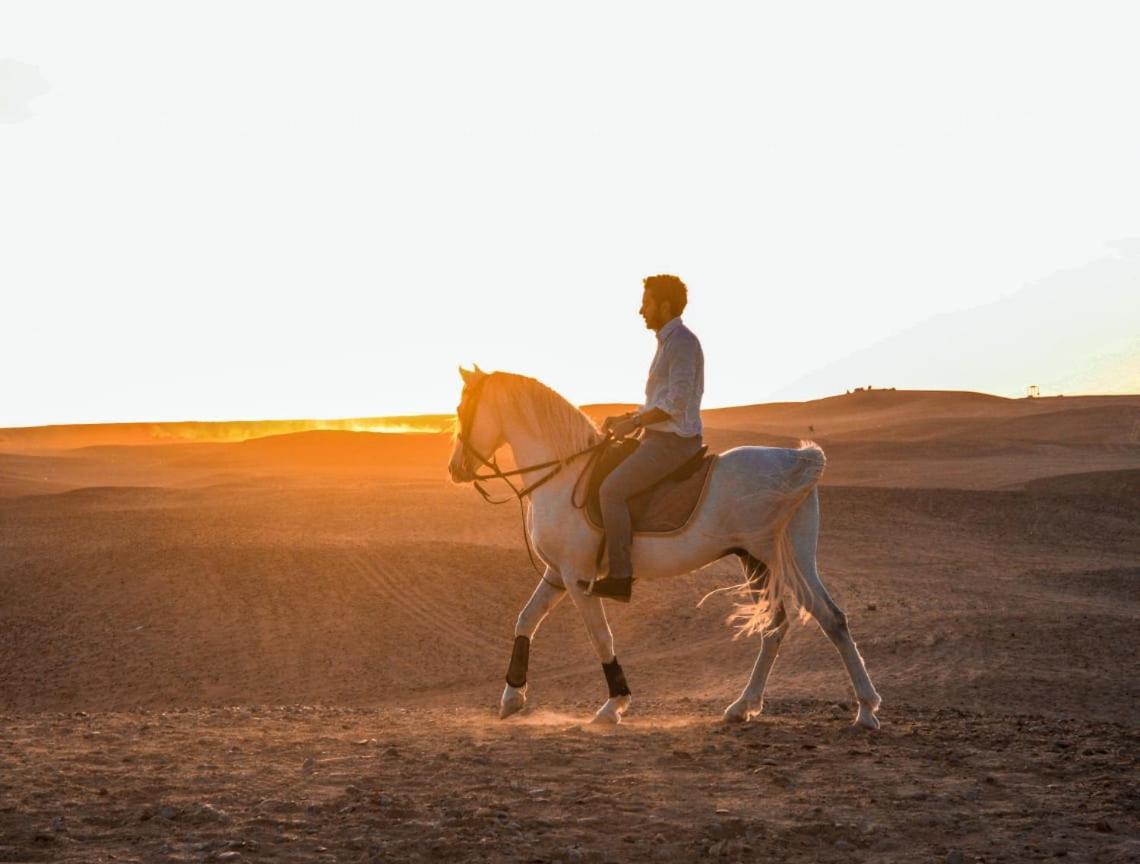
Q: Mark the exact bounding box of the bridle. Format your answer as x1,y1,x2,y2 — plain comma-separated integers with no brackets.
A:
455,374,609,575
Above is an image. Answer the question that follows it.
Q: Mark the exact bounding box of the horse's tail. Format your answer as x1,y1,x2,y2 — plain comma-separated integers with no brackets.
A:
728,441,826,639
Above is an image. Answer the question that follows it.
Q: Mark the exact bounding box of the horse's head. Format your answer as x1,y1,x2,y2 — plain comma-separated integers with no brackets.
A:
448,365,504,483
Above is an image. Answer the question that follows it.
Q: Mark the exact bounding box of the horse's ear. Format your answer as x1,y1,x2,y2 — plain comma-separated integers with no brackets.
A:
461,365,489,385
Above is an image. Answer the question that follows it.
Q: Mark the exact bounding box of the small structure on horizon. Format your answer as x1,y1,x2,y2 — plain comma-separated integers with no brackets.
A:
1027,385,1040,399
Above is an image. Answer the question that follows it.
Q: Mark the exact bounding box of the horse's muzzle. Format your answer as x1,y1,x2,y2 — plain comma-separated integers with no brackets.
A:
448,458,475,483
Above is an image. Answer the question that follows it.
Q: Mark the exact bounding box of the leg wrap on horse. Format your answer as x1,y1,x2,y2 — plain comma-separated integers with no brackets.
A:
505,635,530,688
602,657,631,698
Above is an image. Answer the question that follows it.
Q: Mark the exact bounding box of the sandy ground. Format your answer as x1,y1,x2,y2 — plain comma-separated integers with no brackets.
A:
1,390,1138,862
1,703,1135,863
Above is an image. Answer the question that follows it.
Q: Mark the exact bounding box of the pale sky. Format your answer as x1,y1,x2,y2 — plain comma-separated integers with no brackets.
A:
2,1,1138,427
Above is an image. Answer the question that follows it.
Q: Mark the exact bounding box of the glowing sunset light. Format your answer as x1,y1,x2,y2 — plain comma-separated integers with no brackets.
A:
142,416,456,442
1,10,1138,858
0,414,455,451
2,2,1137,428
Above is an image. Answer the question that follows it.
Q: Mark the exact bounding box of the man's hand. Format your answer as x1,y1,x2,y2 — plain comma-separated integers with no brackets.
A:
602,407,673,438
609,414,641,438
601,412,636,434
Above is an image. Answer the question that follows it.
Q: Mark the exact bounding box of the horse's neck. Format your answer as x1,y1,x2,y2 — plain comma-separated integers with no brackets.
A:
505,424,584,517
501,417,560,481
499,405,591,493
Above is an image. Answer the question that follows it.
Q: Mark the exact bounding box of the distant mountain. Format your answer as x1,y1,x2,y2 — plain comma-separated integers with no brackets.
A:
774,243,1140,401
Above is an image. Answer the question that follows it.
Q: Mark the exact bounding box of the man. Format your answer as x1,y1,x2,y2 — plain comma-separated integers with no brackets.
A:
578,274,705,602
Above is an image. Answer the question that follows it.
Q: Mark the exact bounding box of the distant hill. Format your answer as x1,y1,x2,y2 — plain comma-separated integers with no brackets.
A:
0,415,454,452
3,391,1138,454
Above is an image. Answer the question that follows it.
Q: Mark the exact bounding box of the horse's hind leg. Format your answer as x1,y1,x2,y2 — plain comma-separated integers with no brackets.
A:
724,556,790,722
789,491,882,729
500,569,567,719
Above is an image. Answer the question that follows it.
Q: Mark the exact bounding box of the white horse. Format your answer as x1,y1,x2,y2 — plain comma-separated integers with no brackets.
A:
447,366,881,729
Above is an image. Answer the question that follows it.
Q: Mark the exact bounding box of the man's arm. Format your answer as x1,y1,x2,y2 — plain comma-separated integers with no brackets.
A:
637,406,673,426
656,333,699,423
609,406,671,438
611,335,699,436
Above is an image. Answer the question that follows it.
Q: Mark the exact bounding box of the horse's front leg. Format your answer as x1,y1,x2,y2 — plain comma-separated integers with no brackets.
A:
565,577,631,725
500,569,567,719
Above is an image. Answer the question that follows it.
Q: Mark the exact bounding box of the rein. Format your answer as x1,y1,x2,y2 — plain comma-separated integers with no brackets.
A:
461,434,596,504
456,376,609,575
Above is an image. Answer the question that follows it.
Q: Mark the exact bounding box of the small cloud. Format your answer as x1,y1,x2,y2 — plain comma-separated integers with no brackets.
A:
0,59,50,124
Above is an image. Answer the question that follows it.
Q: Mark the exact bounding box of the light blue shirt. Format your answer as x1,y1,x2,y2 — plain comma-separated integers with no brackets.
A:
640,317,704,437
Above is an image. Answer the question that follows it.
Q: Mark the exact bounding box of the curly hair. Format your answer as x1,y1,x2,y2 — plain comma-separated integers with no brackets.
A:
643,274,688,315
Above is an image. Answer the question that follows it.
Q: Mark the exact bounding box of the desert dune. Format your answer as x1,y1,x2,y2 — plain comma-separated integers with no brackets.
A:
1,390,1137,862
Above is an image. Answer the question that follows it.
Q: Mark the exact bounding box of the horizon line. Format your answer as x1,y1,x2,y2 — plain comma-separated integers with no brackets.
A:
2,387,1136,433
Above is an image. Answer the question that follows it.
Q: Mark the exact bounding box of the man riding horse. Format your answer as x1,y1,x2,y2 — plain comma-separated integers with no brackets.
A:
448,296,881,727
581,274,705,602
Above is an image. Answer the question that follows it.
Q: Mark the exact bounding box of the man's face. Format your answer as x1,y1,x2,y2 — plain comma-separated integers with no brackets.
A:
639,289,670,331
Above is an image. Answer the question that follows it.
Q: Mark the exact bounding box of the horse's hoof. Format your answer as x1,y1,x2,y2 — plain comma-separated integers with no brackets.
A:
499,684,527,719
853,703,880,730
723,698,762,723
590,695,630,725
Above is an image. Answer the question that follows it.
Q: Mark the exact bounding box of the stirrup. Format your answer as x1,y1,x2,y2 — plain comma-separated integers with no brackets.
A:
576,575,635,603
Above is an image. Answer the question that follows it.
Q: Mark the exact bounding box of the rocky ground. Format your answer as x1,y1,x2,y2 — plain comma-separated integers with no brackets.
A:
1,700,1136,863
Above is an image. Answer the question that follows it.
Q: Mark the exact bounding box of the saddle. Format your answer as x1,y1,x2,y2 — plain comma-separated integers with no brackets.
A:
582,437,718,536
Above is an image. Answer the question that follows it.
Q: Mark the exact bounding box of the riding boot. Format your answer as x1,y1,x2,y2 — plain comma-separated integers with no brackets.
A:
577,553,635,602
584,574,634,602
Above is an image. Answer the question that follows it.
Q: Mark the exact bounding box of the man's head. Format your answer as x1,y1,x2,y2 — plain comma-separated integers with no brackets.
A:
640,274,688,332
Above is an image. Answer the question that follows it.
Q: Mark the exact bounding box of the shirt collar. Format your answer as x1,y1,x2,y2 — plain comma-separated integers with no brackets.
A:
656,316,683,343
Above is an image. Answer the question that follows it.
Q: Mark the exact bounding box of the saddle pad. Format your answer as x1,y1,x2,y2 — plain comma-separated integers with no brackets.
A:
585,441,718,535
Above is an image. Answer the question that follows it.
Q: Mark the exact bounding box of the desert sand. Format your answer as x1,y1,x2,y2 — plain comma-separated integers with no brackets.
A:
1,390,1137,863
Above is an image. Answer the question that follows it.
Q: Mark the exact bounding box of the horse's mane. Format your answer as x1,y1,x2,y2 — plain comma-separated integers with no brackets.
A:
487,372,601,459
